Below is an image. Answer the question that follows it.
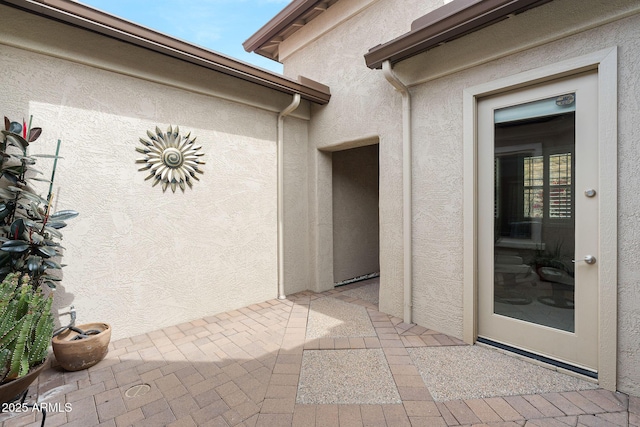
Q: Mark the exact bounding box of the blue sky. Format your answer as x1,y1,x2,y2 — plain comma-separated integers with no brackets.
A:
77,0,288,73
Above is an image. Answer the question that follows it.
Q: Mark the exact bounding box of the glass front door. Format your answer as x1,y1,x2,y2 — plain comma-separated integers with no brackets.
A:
478,72,599,373
493,99,576,332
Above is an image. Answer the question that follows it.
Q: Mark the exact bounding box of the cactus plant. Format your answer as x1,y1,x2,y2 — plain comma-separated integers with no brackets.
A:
0,273,53,381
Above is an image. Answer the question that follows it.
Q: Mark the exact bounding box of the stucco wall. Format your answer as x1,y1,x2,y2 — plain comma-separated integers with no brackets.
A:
279,0,640,395
283,116,311,295
0,5,310,340
332,144,380,282
395,0,640,398
280,0,444,314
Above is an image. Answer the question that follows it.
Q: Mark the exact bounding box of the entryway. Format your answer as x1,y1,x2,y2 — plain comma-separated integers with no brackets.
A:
331,143,380,285
476,72,598,375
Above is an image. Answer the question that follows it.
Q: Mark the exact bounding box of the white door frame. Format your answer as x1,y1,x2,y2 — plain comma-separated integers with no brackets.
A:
462,47,618,390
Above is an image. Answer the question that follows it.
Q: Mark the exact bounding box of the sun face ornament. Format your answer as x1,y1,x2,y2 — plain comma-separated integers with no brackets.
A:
136,125,205,193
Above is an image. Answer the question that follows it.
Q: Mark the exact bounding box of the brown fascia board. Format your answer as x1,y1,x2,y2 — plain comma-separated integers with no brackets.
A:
242,0,322,56
1,0,330,104
365,0,553,69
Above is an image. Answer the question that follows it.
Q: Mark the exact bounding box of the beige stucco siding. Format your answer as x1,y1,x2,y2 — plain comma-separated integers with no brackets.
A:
279,0,640,395
411,81,465,336
0,6,310,340
401,4,640,398
281,0,444,316
617,22,640,398
283,116,312,295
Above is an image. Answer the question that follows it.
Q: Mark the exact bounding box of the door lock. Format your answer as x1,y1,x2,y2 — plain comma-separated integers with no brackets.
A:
572,255,596,265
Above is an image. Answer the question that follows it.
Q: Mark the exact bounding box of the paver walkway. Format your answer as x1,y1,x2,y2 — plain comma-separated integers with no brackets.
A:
1,281,637,426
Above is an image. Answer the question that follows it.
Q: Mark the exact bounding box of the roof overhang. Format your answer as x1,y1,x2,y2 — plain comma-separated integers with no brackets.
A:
365,0,554,69
243,0,337,61
0,0,331,104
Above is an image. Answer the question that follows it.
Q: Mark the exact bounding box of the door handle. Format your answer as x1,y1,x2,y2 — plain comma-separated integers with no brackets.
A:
572,255,596,265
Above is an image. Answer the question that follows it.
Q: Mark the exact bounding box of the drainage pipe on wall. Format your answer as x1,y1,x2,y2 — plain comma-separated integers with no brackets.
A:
277,93,301,300
382,60,413,324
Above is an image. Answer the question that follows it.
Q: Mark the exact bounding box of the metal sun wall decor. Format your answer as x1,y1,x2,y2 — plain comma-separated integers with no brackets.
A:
136,125,205,193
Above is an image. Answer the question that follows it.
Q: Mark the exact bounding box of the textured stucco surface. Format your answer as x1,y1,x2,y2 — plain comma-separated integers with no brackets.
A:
400,4,640,397
332,144,380,282
282,116,312,295
0,5,310,118
2,0,639,397
0,8,309,340
281,0,444,312
279,0,640,395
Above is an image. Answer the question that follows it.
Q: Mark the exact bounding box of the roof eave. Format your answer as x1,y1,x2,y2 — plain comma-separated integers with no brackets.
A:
1,0,331,104
244,0,338,62
243,0,320,52
365,0,554,69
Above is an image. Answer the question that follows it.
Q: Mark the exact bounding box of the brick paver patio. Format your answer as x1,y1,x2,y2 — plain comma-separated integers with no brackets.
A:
1,282,637,426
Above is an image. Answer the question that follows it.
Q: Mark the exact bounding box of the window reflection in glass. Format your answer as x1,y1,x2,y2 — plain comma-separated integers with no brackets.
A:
493,95,576,333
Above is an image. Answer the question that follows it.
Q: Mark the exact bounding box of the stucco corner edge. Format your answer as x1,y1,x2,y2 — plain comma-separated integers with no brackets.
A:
462,87,479,345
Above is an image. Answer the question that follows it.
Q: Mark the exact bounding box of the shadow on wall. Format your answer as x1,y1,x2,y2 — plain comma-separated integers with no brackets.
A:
15,98,283,340
50,283,75,331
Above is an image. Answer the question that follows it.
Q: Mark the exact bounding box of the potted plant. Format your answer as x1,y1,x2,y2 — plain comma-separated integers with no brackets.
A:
0,273,53,404
0,116,111,372
51,307,110,371
0,115,79,401
0,116,115,378
0,116,78,289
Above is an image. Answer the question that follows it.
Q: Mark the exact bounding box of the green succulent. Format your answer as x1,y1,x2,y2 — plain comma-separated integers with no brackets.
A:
0,273,53,381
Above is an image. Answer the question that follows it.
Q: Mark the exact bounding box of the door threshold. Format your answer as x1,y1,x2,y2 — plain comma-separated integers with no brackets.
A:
477,337,598,380
334,272,380,287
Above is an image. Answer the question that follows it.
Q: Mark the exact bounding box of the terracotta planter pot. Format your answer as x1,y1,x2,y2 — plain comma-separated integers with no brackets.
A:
0,358,47,404
52,323,111,372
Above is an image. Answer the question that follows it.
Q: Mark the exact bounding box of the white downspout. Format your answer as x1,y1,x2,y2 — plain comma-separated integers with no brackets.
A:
382,60,413,324
277,93,301,300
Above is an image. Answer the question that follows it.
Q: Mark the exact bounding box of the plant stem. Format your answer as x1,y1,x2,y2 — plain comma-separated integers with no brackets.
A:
40,192,53,235
47,139,61,202
6,158,27,232
0,138,5,182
